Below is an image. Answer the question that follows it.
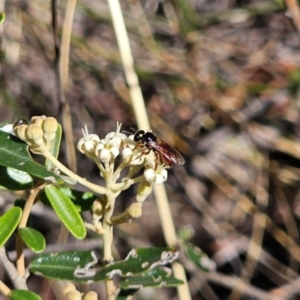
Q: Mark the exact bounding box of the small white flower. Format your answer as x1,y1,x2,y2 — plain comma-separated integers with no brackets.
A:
95,138,119,162
122,147,144,166
130,154,146,165
122,147,133,160
110,145,120,158
124,135,136,150
121,136,143,165
144,161,168,184
105,132,126,143
95,123,127,163
98,147,112,162
104,122,127,144
77,125,100,156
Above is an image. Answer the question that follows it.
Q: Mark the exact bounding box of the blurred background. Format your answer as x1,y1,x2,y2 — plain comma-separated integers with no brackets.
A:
1,0,300,299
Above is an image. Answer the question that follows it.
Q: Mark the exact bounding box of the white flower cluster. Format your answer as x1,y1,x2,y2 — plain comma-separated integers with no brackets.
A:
77,123,168,184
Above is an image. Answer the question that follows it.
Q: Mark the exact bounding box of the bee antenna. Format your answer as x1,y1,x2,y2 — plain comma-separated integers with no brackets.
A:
122,127,136,135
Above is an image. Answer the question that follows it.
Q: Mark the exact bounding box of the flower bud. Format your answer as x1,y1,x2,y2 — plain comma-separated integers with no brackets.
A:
42,117,58,142
92,199,104,216
66,290,82,300
83,291,98,300
62,283,77,295
128,203,142,218
31,115,46,127
14,124,28,141
26,124,44,146
136,181,152,202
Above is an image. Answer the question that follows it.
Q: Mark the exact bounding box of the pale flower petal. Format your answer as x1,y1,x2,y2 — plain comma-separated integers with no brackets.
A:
144,168,156,182
84,140,98,153
122,147,133,159
110,147,119,158
99,148,111,162
144,163,168,184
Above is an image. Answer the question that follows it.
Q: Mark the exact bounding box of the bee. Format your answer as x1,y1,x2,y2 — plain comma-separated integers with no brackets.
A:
133,130,185,168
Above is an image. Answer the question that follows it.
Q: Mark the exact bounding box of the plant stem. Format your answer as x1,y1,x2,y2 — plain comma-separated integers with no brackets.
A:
16,182,46,276
0,247,27,289
111,158,130,182
102,192,115,261
106,279,117,300
102,188,117,298
40,149,107,195
0,281,10,297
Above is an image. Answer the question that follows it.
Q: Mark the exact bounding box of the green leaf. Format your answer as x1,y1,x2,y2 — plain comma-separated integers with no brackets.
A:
0,131,63,183
9,289,42,300
92,247,180,281
40,187,96,212
18,227,46,253
183,242,215,272
0,165,33,190
29,251,98,281
0,13,5,25
0,207,22,246
45,124,62,169
29,248,180,283
119,267,184,288
44,185,86,239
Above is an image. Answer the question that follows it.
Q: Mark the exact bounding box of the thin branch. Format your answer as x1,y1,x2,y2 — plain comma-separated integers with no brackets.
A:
16,182,47,276
60,0,77,172
0,247,27,290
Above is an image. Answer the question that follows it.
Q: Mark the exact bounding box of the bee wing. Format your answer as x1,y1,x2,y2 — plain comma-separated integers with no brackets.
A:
149,138,185,165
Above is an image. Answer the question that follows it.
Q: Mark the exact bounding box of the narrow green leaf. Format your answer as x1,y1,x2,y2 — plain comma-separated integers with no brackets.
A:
44,185,86,239
29,248,179,283
183,242,216,272
59,187,97,211
0,131,63,183
0,207,22,246
9,289,42,300
45,124,62,169
18,227,46,253
29,251,97,281
0,166,33,190
94,247,180,280
39,188,96,212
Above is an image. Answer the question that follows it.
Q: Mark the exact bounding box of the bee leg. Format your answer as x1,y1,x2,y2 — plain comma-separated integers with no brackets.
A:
154,151,162,170
134,144,151,161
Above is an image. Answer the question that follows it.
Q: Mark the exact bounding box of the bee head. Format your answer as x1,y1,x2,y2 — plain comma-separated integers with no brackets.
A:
134,130,145,142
